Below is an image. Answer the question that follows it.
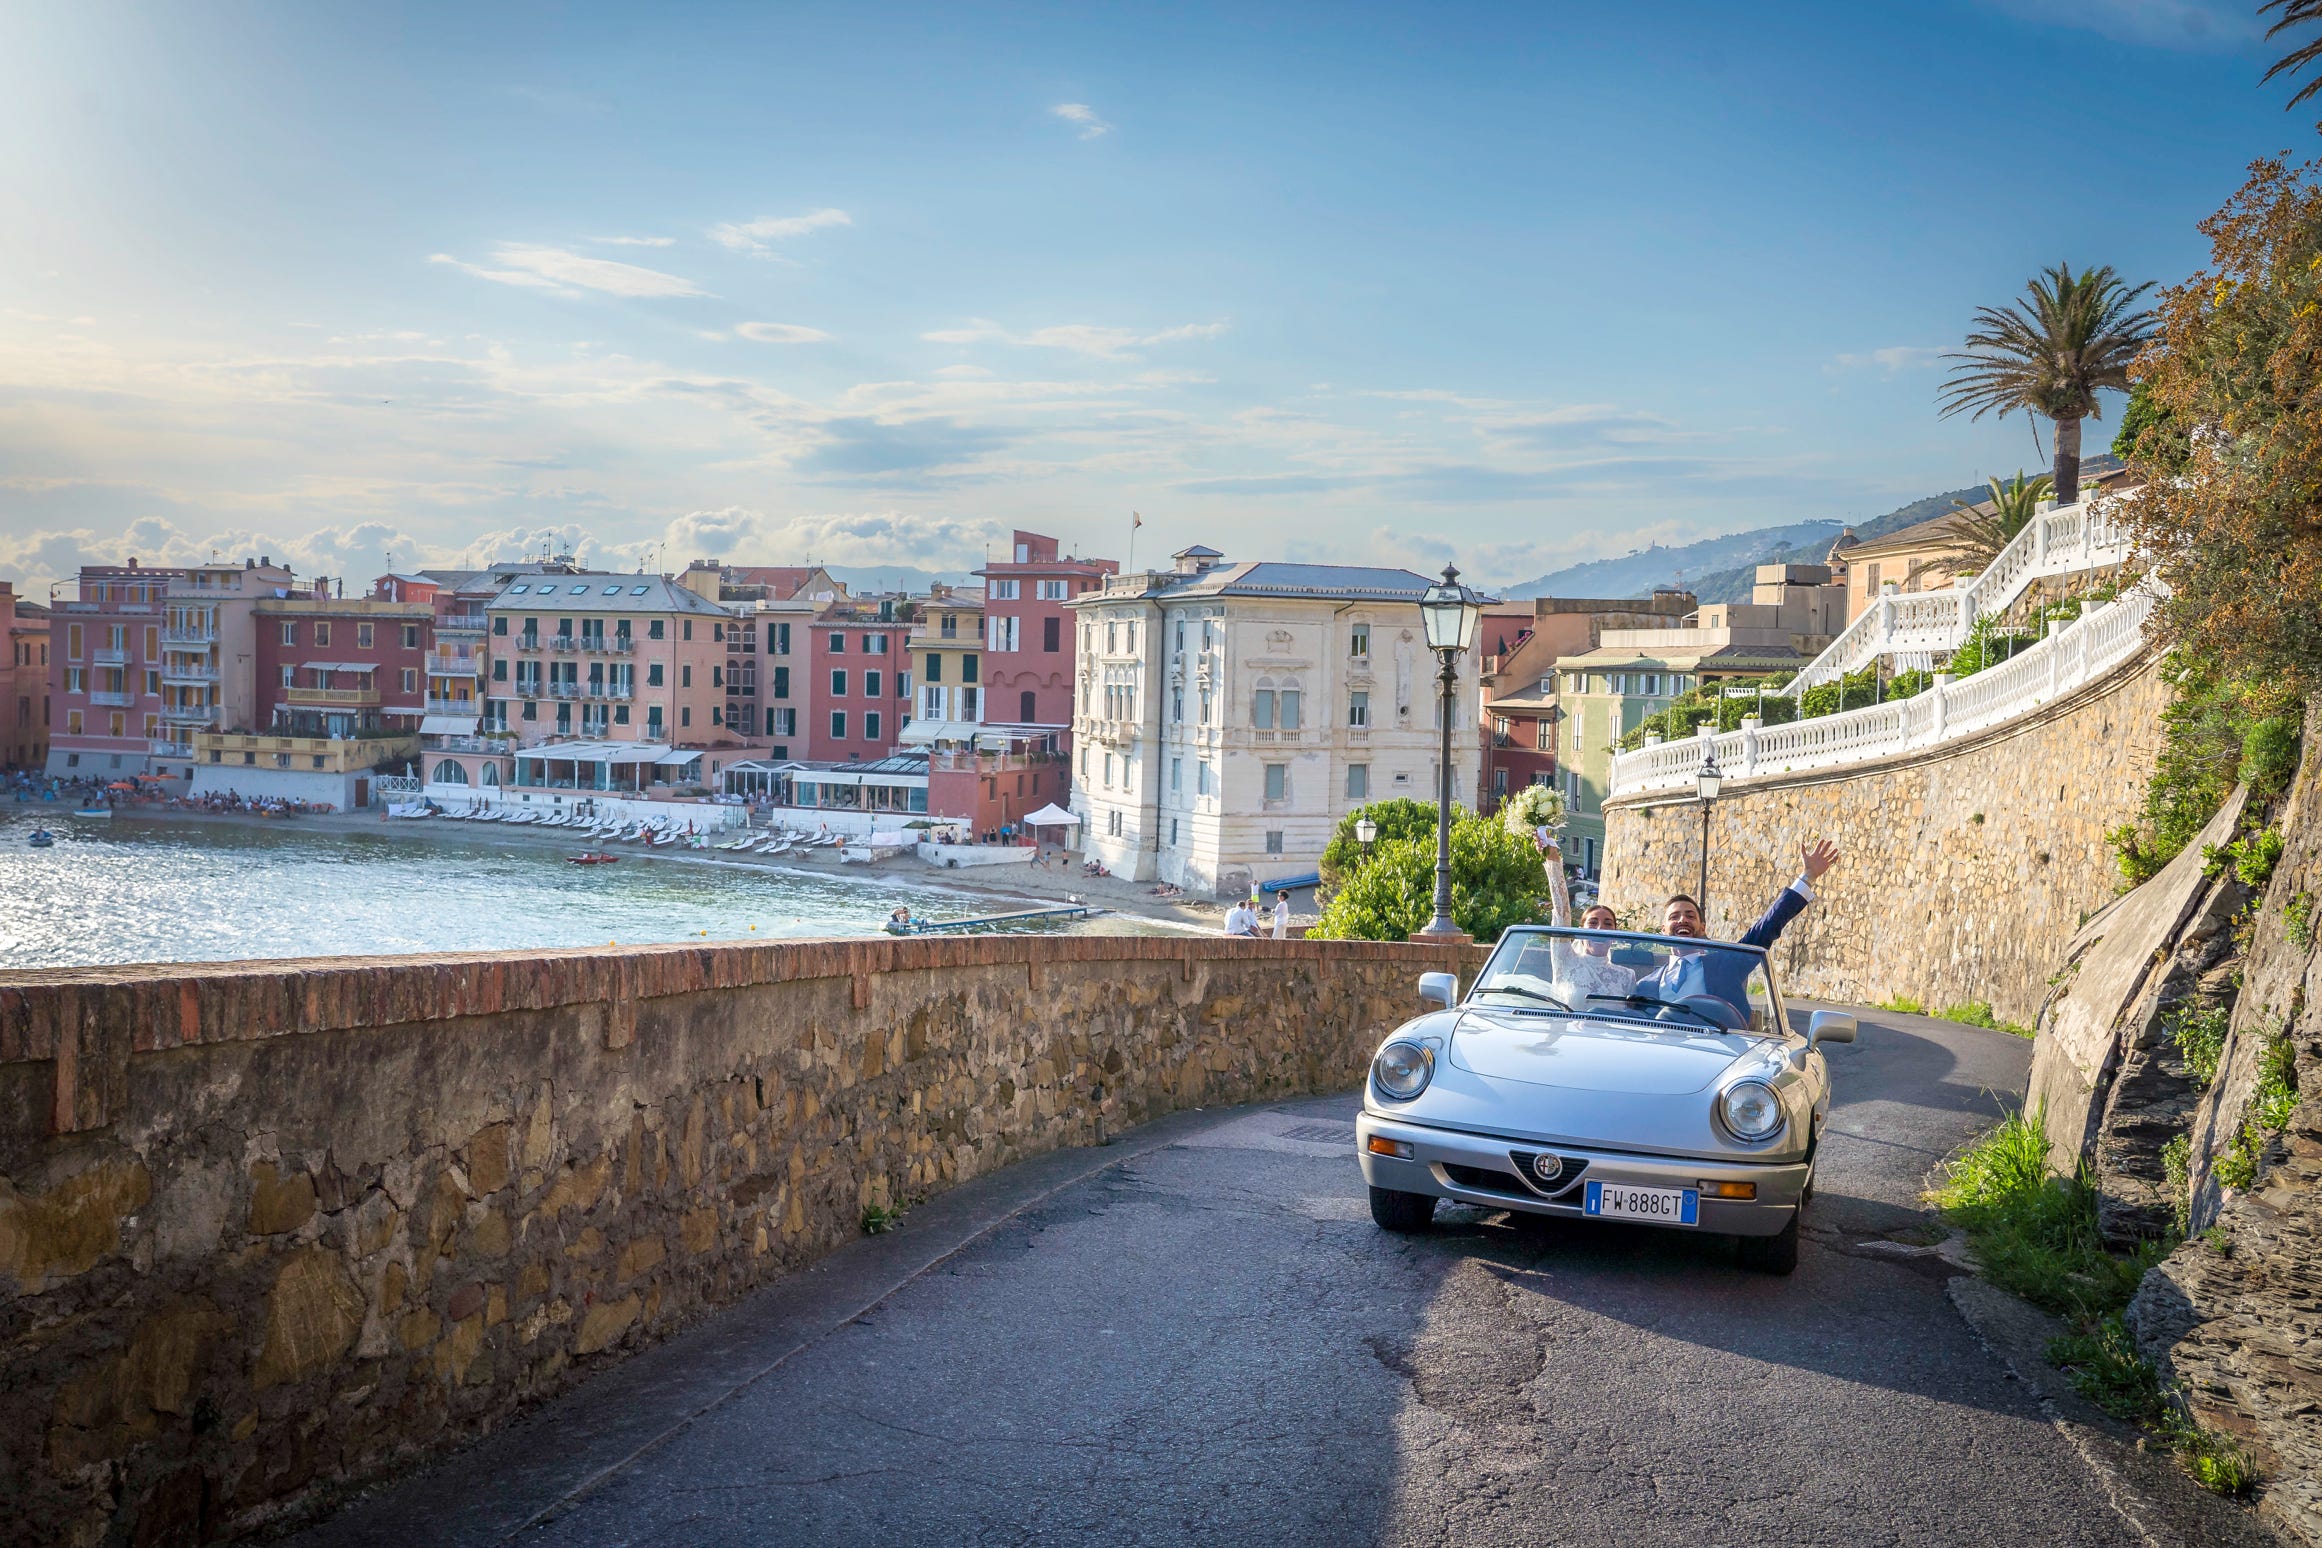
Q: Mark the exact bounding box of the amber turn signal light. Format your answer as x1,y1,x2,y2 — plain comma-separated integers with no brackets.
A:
1697,1180,1757,1200
1368,1136,1414,1159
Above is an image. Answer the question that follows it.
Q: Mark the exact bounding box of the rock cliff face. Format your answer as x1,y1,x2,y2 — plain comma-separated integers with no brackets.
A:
1600,655,2168,1026
2133,718,2322,1545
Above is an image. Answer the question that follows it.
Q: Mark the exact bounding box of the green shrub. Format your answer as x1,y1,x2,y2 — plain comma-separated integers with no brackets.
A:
860,1202,901,1235
1939,1001,2034,1037
2165,1004,2232,1087
2288,891,2316,950
2049,1316,2166,1425
1313,809,1552,944
2163,1134,2193,1237
1928,1112,2155,1325
2109,655,2305,884
2047,1315,2260,1495
1878,994,1927,1014
2243,716,2302,799
1318,798,1441,897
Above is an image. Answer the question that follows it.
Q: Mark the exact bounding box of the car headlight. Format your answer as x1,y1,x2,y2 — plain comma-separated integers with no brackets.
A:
1372,1041,1433,1100
1719,1080,1784,1141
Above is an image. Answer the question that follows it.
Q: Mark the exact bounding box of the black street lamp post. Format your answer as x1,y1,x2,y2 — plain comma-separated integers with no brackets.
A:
1695,744,1722,919
1412,564,1484,942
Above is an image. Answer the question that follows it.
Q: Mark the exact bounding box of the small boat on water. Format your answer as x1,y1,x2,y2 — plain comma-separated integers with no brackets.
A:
71,806,111,819
27,829,55,847
568,851,620,866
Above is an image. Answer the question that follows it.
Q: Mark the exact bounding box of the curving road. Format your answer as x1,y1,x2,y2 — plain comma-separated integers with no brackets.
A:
298,1005,2152,1548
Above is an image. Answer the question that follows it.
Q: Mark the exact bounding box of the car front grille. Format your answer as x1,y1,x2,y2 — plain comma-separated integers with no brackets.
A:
1440,1155,1591,1202
1506,1151,1591,1199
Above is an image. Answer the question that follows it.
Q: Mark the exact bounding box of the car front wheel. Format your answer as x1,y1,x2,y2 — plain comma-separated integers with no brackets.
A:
1369,1185,1437,1233
1736,1209,1801,1274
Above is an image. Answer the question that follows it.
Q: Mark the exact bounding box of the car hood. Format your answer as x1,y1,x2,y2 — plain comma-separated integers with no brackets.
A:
1448,1006,1754,1095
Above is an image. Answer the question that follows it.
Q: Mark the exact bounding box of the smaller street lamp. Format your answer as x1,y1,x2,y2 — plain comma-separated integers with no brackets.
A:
1695,746,1722,919
1413,565,1485,942
1355,813,1378,861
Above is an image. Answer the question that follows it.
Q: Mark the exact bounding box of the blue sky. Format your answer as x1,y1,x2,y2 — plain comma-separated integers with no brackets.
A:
0,0,2302,595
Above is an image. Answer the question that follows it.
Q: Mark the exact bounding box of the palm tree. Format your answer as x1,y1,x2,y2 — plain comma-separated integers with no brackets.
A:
1939,263,2155,506
1944,470,2054,570
2262,0,2322,107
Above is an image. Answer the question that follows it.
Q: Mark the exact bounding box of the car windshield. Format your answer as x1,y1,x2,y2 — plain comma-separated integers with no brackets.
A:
1466,926,1779,1034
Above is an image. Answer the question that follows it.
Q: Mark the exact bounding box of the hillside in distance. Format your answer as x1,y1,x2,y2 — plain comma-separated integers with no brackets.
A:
1500,483,1993,604
1504,458,2124,605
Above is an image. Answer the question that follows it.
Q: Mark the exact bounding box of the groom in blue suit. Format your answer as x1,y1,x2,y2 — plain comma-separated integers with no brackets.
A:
1644,838,1840,1021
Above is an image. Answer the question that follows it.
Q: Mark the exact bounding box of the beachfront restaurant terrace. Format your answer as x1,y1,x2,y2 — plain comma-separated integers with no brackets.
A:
507,740,704,793
752,752,929,813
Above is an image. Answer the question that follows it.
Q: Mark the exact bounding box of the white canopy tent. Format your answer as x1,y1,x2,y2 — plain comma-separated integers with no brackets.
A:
1021,803,1080,829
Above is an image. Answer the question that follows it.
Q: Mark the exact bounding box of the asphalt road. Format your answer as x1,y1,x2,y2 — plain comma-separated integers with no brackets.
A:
297,1005,2144,1548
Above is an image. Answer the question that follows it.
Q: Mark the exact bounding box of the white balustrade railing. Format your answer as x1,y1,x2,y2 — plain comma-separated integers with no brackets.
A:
1788,493,2136,698
1611,586,2155,796
372,775,422,797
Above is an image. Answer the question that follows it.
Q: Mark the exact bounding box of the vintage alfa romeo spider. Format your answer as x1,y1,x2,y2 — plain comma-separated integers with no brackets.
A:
1355,925,1856,1274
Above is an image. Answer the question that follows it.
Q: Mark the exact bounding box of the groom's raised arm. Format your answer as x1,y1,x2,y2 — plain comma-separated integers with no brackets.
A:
1736,838,1839,951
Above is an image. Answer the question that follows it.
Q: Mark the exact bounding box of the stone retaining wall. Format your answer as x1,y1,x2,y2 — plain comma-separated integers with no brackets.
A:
1600,653,2169,1025
0,934,1483,1547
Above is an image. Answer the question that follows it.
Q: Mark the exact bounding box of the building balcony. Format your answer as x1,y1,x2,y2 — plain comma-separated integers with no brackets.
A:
596,635,636,654
92,646,131,666
161,627,218,647
425,649,482,675
437,612,489,633
162,704,220,726
425,694,479,715
161,665,219,684
284,686,381,708
583,683,633,700
515,637,544,653
425,732,513,753
150,740,194,759
89,689,135,707
548,635,579,653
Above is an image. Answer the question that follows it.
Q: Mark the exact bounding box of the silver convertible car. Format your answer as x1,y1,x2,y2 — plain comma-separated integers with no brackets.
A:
1355,925,1856,1274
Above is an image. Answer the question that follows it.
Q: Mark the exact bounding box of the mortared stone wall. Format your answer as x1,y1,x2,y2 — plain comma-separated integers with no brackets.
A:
0,933,1483,1547
1599,653,2170,1026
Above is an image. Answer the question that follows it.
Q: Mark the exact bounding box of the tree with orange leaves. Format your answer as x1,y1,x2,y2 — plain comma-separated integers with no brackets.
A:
2118,155,2322,693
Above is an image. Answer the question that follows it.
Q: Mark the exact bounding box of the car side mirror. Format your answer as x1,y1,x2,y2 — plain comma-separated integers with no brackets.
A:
1418,972,1458,1010
1808,1010,1857,1047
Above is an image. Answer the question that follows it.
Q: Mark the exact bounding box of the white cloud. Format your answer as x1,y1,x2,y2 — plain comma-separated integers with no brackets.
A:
707,208,853,255
735,321,832,345
591,235,676,247
1829,345,1945,373
920,318,1229,360
659,507,1005,569
1051,102,1113,139
933,363,994,379
429,245,705,299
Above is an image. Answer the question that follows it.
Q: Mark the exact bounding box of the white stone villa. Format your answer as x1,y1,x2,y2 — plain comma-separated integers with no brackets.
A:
1069,546,1482,897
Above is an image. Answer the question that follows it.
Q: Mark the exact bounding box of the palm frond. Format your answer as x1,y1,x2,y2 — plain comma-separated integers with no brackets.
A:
1947,471,2053,566
1939,264,2155,424
2262,0,2322,108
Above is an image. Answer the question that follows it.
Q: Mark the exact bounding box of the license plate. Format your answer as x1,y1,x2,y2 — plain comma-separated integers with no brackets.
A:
1584,1181,1699,1226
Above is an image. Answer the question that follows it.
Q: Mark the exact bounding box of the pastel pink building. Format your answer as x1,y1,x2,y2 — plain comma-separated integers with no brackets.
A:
975,530,1115,748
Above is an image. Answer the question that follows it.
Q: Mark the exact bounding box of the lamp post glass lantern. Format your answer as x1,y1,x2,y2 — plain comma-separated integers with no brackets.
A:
1695,748,1721,918
1355,813,1378,860
1414,564,1484,941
